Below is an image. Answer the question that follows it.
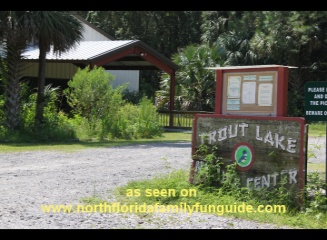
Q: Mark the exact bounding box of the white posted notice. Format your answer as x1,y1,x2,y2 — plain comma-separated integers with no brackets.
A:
258,83,273,106
242,82,256,104
227,76,241,98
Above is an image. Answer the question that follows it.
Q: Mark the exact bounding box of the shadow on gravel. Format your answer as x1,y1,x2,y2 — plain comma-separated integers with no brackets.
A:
108,142,192,149
0,140,192,150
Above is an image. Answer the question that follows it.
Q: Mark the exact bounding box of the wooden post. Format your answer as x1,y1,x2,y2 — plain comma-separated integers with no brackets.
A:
169,71,176,128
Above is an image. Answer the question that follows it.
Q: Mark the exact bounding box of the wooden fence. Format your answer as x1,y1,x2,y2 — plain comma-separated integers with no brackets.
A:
158,110,214,129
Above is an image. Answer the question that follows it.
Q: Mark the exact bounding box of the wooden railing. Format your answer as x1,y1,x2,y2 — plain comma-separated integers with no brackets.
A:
158,110,214,129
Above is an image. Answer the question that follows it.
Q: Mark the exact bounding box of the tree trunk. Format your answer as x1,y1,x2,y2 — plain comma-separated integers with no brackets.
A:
35,43,47,127
4,35,25,130
4,70,21,130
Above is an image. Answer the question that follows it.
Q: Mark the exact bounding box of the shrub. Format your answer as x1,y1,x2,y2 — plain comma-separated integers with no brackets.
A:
135,97,162,138
0,83,76,143
109,97,162,140
64,65,126,140
109,103,139,140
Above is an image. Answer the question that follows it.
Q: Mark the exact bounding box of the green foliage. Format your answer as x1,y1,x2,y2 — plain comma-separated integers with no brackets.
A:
308,122,326,137
220,163,242,193
109,103,139,140
308,139,324,160
122,89,143,104
249,175,299,210
66,114,101,141
136,97,162,138
63,67,162,140
64,65,126,121
64,65,126,140
20,84,75,141
26,11,84,125
193,144,246,202
309,122,326,132
302,172,327,216
84,11,202,58
193,145,224,188
0,91,5,126
287,90,305,117
115,170,192,205
156,44,221,111
0,11,84,126
0,83,75,142
109,97,163,140
193,143,304,211
2,73,162,142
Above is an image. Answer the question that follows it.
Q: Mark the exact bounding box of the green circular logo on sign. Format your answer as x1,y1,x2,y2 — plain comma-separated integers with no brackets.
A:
232,142,255,171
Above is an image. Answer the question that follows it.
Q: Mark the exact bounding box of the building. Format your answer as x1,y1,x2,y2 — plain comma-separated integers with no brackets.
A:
21,15,178,96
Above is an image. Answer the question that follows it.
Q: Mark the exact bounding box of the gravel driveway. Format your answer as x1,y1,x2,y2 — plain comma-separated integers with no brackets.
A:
0,137,324,229
307,136,326,164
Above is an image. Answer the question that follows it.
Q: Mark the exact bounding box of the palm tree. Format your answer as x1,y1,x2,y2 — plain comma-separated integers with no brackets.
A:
0,11,29,130
156,44,223,112
0,11,83,129
215,31,257,67
20,11,83,126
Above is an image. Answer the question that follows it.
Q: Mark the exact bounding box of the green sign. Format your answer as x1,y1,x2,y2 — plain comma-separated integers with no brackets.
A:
305,81,327,121
233,143,254,171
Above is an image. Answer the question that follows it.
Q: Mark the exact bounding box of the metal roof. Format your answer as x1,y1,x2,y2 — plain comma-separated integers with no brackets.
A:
23,40,136,60
206,65,298,70
22,40,179,72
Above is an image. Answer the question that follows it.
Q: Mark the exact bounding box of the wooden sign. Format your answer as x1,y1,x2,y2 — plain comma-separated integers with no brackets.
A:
211,65,289,117
190,114,307,201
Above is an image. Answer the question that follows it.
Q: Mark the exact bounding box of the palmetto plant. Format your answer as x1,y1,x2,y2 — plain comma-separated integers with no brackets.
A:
156,44,222,112
215,32,257,67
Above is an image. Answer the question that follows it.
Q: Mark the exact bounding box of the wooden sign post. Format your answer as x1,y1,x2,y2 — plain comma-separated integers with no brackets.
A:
190,65,307,206
190,115,307,198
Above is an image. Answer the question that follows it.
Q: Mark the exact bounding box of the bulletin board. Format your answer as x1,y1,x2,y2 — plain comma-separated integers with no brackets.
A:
212,65,290,117
222,71,278,116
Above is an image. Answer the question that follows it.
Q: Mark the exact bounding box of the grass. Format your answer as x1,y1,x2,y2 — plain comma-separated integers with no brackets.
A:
308,163,326,172
0,131,192,153
82,169,327,229
308,122,326,137
0,122,323,152
307,163,326,181
307,122,326,180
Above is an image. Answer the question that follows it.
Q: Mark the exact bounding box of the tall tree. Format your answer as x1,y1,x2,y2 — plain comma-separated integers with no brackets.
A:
200,11,229,46
249,11,327,116
82,11,202,58
21,11,83,126
203,11,260,66
0,11,29,130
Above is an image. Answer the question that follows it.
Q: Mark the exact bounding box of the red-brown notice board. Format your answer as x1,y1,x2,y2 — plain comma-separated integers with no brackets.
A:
212,65,289,117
